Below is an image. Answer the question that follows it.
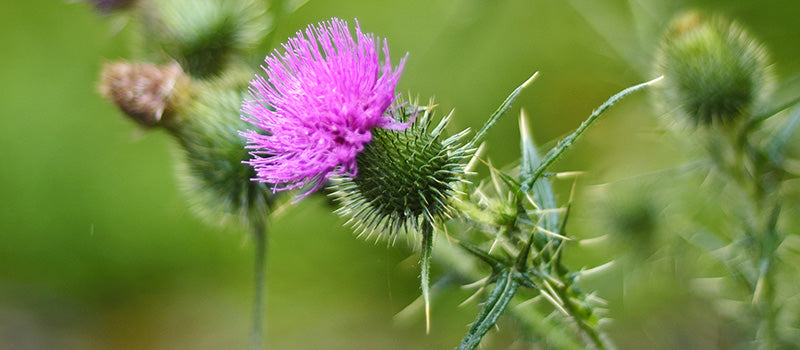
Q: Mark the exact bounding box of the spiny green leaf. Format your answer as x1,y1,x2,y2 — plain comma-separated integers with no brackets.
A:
468,72,539,148
766,105,800,157
457,241,506,271
519,110,559,233
521,76,663,191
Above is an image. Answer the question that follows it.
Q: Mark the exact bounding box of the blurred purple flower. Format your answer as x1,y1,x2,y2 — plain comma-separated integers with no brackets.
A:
86,0,134,14
241,18,408,198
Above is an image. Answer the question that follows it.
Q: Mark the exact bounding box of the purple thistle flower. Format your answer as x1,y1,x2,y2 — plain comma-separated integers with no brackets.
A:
241,18,408,198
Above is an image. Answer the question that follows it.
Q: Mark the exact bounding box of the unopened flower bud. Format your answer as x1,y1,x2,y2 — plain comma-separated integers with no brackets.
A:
655,12,771,125
172,85,272,226
141,0,268,78
99,61,187,128
331,104,471,237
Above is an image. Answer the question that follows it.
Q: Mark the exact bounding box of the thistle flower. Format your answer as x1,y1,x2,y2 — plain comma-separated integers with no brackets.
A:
241,18,408,198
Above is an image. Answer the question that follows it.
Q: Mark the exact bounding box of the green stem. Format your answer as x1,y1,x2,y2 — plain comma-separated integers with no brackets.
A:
250,219,268,350
755,256,776,350
730,131,785,348
458,269,519,350
512,299,584,350
754,196,782,349
420,221,434,334
554,285,610,350
430,236,586,349
522,76,663,189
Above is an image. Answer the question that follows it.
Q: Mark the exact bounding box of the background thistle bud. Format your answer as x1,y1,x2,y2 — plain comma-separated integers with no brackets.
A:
331,103,471,238
84,0,136,14
168,83,272,226
139,0,268,79
655,11,772,125
99,61,188,128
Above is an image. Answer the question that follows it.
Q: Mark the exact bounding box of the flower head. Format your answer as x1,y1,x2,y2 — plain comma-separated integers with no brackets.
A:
241,18,408,198
655,12,771,125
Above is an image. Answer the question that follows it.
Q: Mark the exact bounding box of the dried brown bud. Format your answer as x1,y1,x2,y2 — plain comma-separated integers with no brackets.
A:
666,11,704,38
99,61,187,128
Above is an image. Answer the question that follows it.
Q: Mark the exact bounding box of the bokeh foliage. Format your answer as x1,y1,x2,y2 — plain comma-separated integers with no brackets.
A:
1,0,799,349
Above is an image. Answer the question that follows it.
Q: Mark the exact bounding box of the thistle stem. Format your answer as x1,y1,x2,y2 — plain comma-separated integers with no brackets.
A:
553,284,611,350
431,237,585,349
420,221,434,334
755,256,777,350
250,219,268,350
458,269,519,350
753,190,782,349
719,128,784,348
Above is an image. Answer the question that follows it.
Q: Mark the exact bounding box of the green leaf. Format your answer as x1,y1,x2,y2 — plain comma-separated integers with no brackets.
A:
745,94,800,132
468,72,539,148
766,105,800,157
519,110,559,233
494,166,523,194
520,76,663,191
515,231,537,272
457,241,506,271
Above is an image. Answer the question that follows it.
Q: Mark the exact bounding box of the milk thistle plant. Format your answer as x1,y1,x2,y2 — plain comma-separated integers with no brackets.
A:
93,1,665,348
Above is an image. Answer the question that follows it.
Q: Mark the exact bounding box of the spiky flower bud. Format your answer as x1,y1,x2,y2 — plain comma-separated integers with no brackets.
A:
169,84,273,226
140,0,268,79
331,104,471,238
655,12,771,125
99,61,188,128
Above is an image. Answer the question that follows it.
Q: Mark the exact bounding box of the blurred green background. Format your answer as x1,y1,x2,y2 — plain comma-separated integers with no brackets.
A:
1,0,799,349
